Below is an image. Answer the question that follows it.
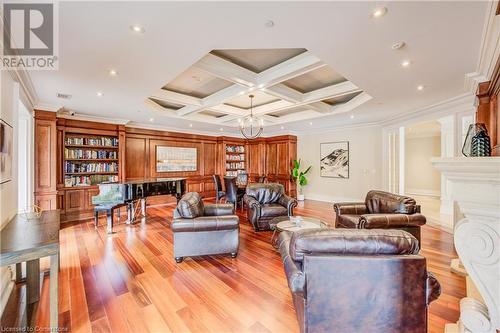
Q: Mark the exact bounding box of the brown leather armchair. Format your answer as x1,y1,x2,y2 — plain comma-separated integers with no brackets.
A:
244,183,297,231
334,190,426,244
278,228,441,333
171,192,239,263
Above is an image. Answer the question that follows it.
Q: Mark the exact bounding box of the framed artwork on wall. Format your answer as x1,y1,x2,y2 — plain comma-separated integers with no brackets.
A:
0,119,13,184
156,146,197,172
320,141,349,178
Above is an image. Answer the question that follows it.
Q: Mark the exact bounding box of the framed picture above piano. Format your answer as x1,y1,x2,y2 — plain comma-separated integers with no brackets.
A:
156,146,197,172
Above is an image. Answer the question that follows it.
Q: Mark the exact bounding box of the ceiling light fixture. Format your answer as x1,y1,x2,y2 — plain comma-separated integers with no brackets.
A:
350,114,355,119
417,85,425,91
189,123,193,127
280,126,284,130
371,7,387,18
130,24,145,33
96,91,103,97
220,127,224,132
401,60,411,67
309,122,313,125
108,69,118,76
239,95,264,139
149,118,154,122
265,20,275,28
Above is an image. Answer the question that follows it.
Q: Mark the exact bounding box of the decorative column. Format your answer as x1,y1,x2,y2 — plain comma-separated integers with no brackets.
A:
431,157,500,333
437,116,456,222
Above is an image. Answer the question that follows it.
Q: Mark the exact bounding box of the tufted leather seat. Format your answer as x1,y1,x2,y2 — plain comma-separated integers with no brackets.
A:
244,183,298,231
278,228,441,333
171,192,239,262
334,190,426,244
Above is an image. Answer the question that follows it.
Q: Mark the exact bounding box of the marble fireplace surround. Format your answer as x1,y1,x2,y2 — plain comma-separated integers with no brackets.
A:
431,157,499,333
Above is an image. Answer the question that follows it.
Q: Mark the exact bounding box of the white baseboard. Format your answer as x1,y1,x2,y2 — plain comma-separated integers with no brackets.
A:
405,188,441,198
0,267,14,317
304,193,363,204
426,216,454,234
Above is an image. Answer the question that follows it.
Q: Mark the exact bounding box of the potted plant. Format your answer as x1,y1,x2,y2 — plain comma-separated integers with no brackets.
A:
291,159,311,201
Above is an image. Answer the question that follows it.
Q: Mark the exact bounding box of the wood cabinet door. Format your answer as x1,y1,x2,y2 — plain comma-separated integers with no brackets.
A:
266,143,277,175
276,143,289,176
65,189,86,213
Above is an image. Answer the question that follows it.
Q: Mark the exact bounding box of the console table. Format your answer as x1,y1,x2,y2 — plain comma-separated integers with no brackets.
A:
0,210,60,330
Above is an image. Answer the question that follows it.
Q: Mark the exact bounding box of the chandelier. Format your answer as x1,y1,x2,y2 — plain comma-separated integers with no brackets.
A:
239,95,264,139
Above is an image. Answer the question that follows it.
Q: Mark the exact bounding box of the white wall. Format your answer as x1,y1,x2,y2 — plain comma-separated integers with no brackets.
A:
297,125,383,203
405,135,441,196
0,71,20,315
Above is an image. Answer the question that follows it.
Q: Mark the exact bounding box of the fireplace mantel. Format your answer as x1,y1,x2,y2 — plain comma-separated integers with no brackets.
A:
431,157,500,333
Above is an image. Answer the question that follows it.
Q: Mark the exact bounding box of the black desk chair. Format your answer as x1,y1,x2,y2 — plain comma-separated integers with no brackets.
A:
213,175,226,203
224,176,244,211
258,175,267,183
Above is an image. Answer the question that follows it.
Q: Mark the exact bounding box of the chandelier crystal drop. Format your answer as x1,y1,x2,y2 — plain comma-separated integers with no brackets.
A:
239,94,264,139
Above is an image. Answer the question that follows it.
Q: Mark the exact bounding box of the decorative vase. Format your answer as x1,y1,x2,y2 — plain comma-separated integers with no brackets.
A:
462,123,491,157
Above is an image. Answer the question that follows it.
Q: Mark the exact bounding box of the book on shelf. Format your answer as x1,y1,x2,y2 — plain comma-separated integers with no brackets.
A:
226,161,245,170
65,136,118,147
64,174,119,187
225,153,245,161
65,161,118,173
225,145,245,153
225,170,246,177
65,148,117,159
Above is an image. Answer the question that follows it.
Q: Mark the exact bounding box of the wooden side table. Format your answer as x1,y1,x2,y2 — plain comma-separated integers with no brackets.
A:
0,210,60,330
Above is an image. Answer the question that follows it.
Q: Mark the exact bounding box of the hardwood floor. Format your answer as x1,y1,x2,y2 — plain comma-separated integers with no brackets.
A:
1,199,464,333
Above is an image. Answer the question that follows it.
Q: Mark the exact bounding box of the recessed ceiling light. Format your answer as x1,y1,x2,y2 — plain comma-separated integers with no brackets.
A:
309,122,313,125
149,118,154,122
391,41,406,50
265,20,274,28
189,123,193,127
280,126,284,130
401,60,411,67
258,84,265,89
350,114,355,119
417,85,425,91
108,69,118,76
371,7,387,18
220,127,224,131
96,91,103,97
130,24,145,33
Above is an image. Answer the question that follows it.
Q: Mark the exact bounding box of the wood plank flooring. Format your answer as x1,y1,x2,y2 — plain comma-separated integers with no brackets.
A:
1,199,465,332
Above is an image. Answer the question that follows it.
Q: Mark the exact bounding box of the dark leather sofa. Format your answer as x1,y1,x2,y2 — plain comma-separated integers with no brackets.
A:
244,183,297,231
171,192,239,262
278,228,441,333
334,190,426,244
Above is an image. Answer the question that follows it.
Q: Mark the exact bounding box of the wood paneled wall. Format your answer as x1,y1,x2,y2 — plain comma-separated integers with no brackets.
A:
476,57,500,156
35,115,297,221
124,128,297,200
34,111,58,210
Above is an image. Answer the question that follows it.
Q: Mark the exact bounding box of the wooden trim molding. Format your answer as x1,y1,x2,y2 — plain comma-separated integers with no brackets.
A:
34,110,57,210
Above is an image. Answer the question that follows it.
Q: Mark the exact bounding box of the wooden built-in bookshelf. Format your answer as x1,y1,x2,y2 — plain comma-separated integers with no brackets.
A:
225,144,246,177
63,134,120,187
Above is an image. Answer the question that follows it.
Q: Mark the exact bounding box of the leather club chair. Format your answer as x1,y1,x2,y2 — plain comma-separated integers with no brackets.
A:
334,190,426,244
244,183,298,231
171,192,239,263
278,228,441,333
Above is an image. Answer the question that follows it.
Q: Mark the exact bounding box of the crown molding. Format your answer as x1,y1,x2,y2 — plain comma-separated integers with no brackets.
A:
34,103,62,112
381,93,475,129
464,0,500,94
57,113,130,125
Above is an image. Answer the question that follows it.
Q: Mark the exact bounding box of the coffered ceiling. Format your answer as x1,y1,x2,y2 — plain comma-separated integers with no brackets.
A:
148,48,370,126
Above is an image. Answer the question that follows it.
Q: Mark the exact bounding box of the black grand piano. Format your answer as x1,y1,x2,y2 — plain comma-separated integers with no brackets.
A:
91,178,186,233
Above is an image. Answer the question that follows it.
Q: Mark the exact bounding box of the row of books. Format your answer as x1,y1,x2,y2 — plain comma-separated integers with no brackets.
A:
226,145,245,153
65,148,117,160
64,175,119,187
65,137,118,147
65,162,118,173
225,170,246,177
226,162,245,170
226,154,245,161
